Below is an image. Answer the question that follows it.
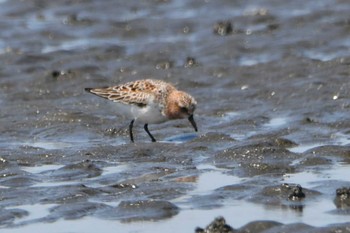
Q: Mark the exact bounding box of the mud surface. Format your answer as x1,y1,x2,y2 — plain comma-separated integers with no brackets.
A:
1,0,350,232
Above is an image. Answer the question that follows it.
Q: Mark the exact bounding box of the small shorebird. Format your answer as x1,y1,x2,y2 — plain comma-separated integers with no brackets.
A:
85,79,197,142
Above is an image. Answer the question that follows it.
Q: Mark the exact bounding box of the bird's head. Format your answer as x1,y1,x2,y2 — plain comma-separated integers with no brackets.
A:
166,90,198,131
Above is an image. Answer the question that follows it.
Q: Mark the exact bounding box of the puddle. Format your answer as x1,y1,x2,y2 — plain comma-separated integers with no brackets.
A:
7,137,126,150
230,116,289,141
101,164,129,176
42,38,116,53
288,143,326,153
31,180,80,188
333,132,350,146
173,168,242,205
192,164,242,194
21,165,64,174
230,131,257,141
2,198,349,233
288,132,350,153
196,163,222,170
326,164,350,182
7,204,57,225
283,163,350,187
192,171,241,195
230,116,289,140
238,53,281,66
301,50,349,62
27,164,130,188
221,112,240,122
162,133,198,143
264,117,289,128
2,141,74,150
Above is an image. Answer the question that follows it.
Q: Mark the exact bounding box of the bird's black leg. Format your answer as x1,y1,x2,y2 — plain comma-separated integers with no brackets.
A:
129,119,135,143
144,124,156,142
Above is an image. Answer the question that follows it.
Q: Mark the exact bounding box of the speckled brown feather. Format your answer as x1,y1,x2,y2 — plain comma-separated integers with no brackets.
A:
85,79,175,107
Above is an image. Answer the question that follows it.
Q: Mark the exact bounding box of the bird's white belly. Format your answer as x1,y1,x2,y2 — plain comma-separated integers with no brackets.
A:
113,102,167,124
131,104,167,124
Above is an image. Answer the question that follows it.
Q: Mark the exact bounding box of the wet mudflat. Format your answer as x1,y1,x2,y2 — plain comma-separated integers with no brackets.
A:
1,0,350,232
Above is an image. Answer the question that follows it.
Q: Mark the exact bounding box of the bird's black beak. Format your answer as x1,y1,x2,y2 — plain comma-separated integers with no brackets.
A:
188,115,198,132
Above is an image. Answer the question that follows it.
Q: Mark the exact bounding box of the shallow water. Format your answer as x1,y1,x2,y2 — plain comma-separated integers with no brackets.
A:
1,0,350,232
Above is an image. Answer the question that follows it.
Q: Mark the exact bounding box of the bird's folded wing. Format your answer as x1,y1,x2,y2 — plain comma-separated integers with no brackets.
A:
86,80,160,107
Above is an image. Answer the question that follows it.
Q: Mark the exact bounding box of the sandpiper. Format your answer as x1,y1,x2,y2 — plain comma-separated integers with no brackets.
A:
85,79,197,142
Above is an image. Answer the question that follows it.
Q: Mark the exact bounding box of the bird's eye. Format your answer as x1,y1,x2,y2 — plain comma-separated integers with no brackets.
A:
180,107,188,113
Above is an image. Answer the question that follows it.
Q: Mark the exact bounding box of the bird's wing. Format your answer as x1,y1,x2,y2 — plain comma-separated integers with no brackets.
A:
85,80,165,107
